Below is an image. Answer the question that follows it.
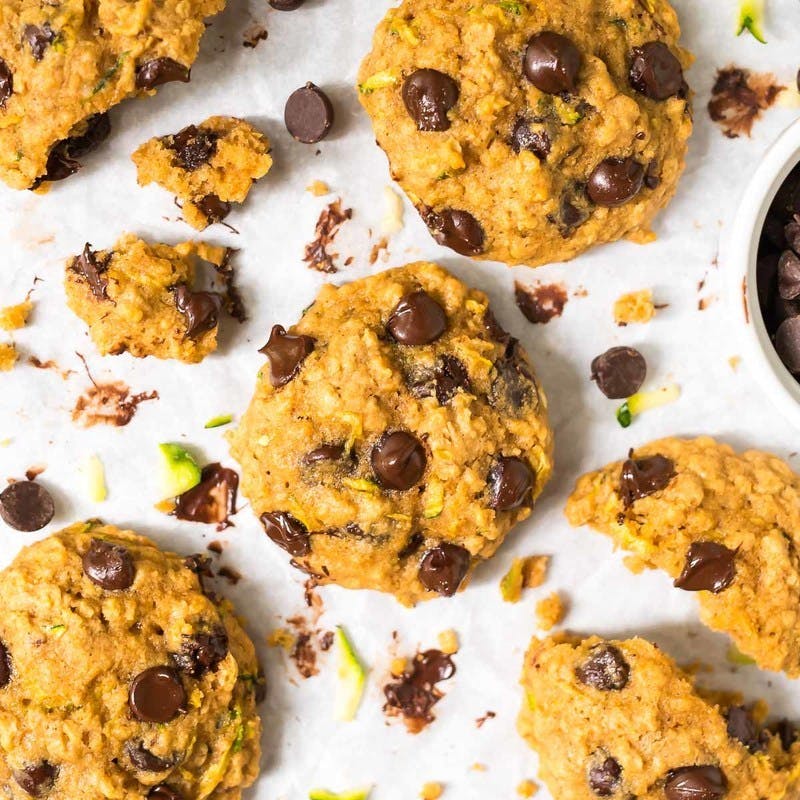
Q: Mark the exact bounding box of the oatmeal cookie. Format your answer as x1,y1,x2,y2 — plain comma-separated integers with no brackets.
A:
565,437,800,676
229,262,553,606
0,521,263,800
358,0,692,267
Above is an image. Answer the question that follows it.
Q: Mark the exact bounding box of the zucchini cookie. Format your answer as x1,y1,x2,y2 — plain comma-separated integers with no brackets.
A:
132,117,273,231
229,262,554,606
357,0,692,267
565,437,800,677
0,0,226,191
65,234,237,363
0,521,263,800
519,635,800,800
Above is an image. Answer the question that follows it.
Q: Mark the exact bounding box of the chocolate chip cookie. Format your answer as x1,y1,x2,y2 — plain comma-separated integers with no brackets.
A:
64,234,237,363
519,635,800,800
132,117,273,231
565,437,800,677
229,262,553,606
357,0,692,267
0,521,263,800
0,0,226,190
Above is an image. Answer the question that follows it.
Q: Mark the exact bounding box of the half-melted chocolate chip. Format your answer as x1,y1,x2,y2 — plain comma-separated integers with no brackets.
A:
575,644,630,691
170,627,229,678
174,285,223,340
619,454,675,507
33,113,111,187
174,464,238,526
82,538,135,591
487,456,534,511
0,59,12,107
72,243,111,301
402,69,459,132
129,667,186,724
674,541,737,593
664,766,728,800
510,118,551,160
260,511,311,557
135,58,190,90
303,444,347,465
434,355,471,404
588,756,622,796
629,42,685,100
13,763,58,798
387,290,447,346
259,325,316,387
523,31,582,95
125,740,176,772
384,649,456,725
23,23,56,61
149,787,183,800
725,706,767,753
0,640,10,688
371,431,427,490
420,206,486,256
418,543,471,597
167,125,218,171
195,194,232,225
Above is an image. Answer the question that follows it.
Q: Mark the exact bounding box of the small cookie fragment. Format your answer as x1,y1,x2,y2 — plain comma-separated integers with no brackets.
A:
566,436,800,676
613,289,655,325
64,234,236,363
519,635,800,800
535,592,565,631
420,782,444,799
0,299,32,331
0,343,17,371
133,117,273,230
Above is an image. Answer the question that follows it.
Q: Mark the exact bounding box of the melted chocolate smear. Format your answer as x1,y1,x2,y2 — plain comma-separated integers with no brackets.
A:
72,381,158,428
515,281,568,324
173,464,238,528
674,541,737,594
384,649,456,732
708,67,784,139
259,325,316,387
167,125,219,171
71,244,111,300
303,198,353,273
125,741,176,773
135,58,190,90
619,454,676,508
173,284,223,340
170,626,229,678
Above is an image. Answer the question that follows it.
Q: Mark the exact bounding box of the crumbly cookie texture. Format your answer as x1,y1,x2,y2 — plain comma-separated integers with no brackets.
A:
565,436,800,677
229,262,553,606
65,233,232,363
518,635,800,800
358,0,692,267
0,0,226,190
132,116,273,231
0,521,263,800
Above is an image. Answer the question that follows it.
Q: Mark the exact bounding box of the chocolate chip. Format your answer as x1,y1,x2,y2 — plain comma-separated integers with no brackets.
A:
588,757,622,796
510,118,551,160
774,719,798,751
619,454,675,507
260,511,311,557
195,194,232,225
434,355,471,404
629,42,685,100
487,457,534,511
775,317,800,373
786,218,800,253
170,627,229,678
491,340,538,412
135,58,190,90
23,23,56,61
304,444,347,464
674,541,737,593
398,532,425,560
270,0,305,7
0,640,10,688
125,741,175,772
483,308,511,344
387,290,447,345
174,464,238,526
149,786,183,800
13,763,58,797
0,481,55,532
284,83,334,143
34,113,112,187
72,243,111,301
82,538,135,591
523,32,582,94
590,347,647,399
664,767,727,800
418,543,470,597
576,644,630,691
551,190,591,236
259,325,316,387
515,281,568,324
168,125,218,171
420,207,486,256
173,284,223,340
371,431,427,490
725,706,766,753
587,158,645,207
129,667,186,724
402,69,459,132
778,250,800,300
0,59,13,107
384,649,456,722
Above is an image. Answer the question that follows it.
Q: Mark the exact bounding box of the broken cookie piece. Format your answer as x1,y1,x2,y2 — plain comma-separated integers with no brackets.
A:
64,234,238,363
132,116,273,230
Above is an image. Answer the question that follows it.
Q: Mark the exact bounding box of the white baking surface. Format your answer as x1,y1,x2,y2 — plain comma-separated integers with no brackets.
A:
1,1,799,797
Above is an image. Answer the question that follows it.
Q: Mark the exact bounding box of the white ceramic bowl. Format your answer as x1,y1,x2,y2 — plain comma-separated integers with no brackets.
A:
726,117,800,428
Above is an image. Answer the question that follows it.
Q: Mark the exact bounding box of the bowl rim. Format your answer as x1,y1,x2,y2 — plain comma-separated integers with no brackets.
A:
725,116,800,426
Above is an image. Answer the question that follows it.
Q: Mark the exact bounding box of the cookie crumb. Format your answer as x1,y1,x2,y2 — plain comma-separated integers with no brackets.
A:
475,710,496,728
306,180,330,196
501,555,550,602
437,629,459,655
0,299,33,331
471,763,487,773
0,343,18,371
303,198,353,273
517,779,539,798
728,355,741,371
420,782,443,799
613,289,655,326
267,628,294,651
523,555,550,589
536,592,566,631
242,23,268,48
515,281,568,324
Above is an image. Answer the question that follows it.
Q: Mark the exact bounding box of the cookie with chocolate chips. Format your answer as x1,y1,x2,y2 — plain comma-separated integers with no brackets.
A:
358,0,692,268
64,234,238,363
132,116,273,231
230,262,553,605
518,635,800,800
0,521,263,800
0,0,225,190
565,436,800,677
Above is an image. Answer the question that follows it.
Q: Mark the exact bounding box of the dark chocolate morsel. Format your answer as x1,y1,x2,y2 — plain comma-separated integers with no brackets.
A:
418,543,471,597
270,0,306,8
173,284,223,340
619,454,675,507
575,645,630,691
387,290,447,345
590,347,647,399
82,538,135,591
135,58,190,90
434,355,471,404
195,194,232,225
259,324,316,387
774,719,798,752
421,207,486,257
173,464,238,526
129,667,186,724
371,431,427,490
487,456,534,511
588,757,622,796
72,244,110,301
778,250,800,300
776,317,800,374
402,69,460,132
523,31,583,94
0,481,55,532
674,541,737,594
260,511,311,557
303,444,347,464
510,118,551,160
170,627,229,678
284,83,334,144
587,157,645,207
168,125,218,171
33,113,111,187
0,640,10,688
725,706,767,753
23,23,56,61
0,59,12,107
149,786,184,800
664,766,728,800
125,741,175,772
13,763,58,798
629,42,685,100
